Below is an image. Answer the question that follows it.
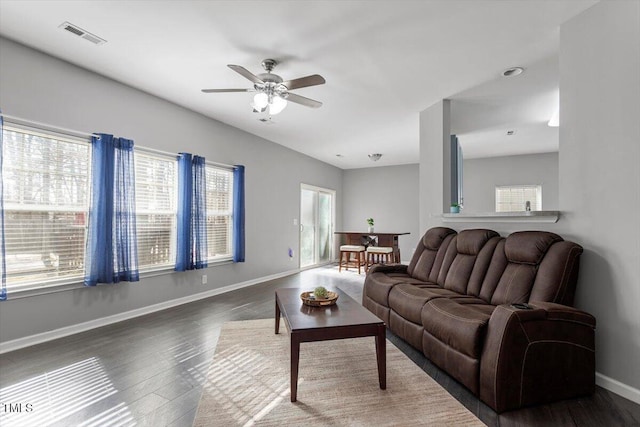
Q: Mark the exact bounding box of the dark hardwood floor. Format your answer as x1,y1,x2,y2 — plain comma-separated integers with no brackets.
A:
1,266,638,426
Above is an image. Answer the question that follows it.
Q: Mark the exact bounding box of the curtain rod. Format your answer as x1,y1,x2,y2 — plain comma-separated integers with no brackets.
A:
1,113,237,169
2,113,94,139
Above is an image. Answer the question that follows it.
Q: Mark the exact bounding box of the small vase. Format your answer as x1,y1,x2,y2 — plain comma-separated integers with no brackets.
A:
368,226,374,233
450,206,460,214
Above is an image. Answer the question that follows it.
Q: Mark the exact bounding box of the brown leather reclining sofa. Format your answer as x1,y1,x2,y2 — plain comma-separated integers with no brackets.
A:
362,227,595,412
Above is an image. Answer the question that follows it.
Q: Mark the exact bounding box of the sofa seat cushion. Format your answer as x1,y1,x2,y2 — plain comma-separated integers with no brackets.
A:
365,272,430,307
421,298,496,359
389,284,467,325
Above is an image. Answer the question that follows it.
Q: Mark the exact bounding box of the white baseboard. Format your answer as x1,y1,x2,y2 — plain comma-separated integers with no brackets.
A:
0,268,300,354
596,372,640,404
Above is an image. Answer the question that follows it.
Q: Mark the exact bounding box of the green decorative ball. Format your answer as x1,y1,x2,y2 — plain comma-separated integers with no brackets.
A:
314,286,328,299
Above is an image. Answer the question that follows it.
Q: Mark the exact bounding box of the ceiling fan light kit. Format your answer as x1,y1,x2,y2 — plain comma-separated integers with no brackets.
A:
202,58,325,116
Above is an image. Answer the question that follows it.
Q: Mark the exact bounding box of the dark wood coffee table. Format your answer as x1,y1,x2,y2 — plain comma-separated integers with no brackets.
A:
275,287,386,402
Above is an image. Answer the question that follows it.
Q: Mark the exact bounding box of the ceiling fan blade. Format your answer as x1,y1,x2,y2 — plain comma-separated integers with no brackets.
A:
228,64,264,84
281,74,326,90
286,93,323,108
201,88,252,93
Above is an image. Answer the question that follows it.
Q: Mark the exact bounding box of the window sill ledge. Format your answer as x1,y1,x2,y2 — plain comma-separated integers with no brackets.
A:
3,259,234,300
441,211,559,223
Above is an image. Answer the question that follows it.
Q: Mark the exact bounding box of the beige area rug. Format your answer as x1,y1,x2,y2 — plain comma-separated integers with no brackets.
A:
193,319,484,426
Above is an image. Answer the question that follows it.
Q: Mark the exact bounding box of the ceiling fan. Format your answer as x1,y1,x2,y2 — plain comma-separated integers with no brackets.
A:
201,59,326,115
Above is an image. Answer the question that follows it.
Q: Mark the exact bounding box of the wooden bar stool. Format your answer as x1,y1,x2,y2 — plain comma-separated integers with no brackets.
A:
339,245,366,274
366,246,394,272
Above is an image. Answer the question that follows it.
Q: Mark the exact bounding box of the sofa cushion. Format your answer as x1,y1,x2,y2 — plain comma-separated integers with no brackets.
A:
407,227,456,282
504,231,562,265
456,229,500,256
365,272,410,307
443,229,500,294
389,284,463,324
490,231,564,306
422,298,495,359
490,264,537,305
529,241,583,305
365,272,432,308
478,239,508,302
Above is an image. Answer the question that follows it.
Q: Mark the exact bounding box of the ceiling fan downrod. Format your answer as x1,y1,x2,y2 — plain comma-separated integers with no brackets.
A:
261,58,277,73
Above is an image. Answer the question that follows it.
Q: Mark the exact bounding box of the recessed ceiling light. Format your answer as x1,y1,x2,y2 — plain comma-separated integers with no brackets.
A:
502,67,524,77
507,130,516,136
335,154,344,157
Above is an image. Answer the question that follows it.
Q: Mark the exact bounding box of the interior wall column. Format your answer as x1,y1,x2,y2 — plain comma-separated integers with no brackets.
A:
419,99,451,232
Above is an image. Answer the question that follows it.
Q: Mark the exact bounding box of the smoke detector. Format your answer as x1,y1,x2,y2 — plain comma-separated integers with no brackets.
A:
368,153,383,162
59,22,106,45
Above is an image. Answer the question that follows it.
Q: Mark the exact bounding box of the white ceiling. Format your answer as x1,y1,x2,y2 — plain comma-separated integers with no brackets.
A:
0,0,596,168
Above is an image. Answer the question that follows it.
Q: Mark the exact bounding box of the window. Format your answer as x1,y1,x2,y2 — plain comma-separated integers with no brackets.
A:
134,151,177,270
205,165,233,260
495,185,542,212
1,119,236,294
2,125,91,289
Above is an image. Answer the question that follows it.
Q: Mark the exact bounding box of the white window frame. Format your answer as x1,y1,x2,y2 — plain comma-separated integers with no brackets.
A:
495,184,542,212
1,123,92,292
204,162,234,263
134,148,178,272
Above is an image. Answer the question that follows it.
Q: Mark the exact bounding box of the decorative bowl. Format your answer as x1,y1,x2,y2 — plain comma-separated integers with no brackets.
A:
300,290,338,307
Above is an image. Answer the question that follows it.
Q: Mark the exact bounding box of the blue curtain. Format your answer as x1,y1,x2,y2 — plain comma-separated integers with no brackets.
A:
0,114,6,300
113,138,139,281
175,153,193,271
175,153,208,271
84,134,139,286
192,156,208,269
233,165,245,263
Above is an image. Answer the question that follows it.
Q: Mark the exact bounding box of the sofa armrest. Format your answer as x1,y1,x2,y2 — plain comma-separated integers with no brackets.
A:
479,303,595,413
366,263,408,275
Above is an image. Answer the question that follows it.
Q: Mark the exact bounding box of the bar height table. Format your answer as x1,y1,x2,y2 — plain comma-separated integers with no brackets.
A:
334,231,410,263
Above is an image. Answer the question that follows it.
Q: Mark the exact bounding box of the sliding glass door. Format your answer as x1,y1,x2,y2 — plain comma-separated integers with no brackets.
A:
300,185,334,268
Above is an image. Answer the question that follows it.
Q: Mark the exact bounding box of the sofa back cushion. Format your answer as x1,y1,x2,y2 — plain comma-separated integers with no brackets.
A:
441,229,500,294
466,236,503,298
490,231,564,305
407,227,457,283
478,238,508,302
529,241,583,305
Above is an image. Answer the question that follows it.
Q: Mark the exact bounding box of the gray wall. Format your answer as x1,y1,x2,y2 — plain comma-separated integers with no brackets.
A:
559,1,640,394
0,37,343,343
342,165,420,262
463,152,559,213
418,1,640,396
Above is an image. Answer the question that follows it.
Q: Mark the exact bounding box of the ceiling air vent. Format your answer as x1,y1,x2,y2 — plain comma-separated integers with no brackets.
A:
59,22,106,45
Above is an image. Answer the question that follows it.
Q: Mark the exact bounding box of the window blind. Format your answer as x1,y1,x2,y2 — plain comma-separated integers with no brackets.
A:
2,126,91,288
205,165,233,260
134,151,177,269
495,185,542,212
